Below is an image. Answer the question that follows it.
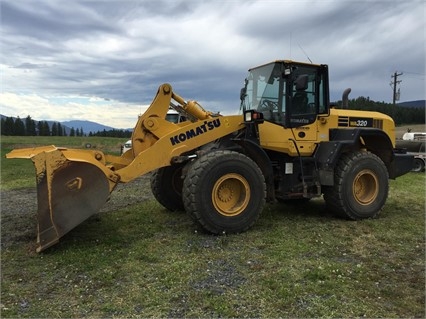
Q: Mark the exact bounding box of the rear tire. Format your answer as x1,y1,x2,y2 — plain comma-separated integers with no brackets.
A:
150,164,184,211
323,151,389,220
183,150,266,234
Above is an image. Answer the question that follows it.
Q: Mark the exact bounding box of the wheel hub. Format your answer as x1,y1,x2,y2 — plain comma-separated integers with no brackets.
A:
353,169,379,205
218,185,233,202
212,173,250,216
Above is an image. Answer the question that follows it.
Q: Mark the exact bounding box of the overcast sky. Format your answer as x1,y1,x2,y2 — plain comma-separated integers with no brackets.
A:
1,0,425,128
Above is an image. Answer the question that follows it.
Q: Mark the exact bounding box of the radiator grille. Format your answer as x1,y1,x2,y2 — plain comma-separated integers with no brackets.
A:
338,116,349,127
373,119,383,129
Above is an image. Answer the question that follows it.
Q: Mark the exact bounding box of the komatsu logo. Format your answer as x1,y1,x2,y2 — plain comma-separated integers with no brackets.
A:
170,119,221,145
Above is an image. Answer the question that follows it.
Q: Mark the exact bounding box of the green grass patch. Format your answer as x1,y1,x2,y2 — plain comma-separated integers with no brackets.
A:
1,136,425,317
1,135,125,152
1,136,125,190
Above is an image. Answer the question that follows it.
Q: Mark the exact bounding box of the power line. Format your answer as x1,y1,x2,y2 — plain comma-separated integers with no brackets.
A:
399,70,425,77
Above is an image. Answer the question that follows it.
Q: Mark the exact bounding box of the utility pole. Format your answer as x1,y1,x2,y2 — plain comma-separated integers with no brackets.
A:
390,71,403,106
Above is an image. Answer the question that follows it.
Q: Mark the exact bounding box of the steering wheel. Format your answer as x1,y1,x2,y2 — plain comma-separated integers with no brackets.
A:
260,99,278,111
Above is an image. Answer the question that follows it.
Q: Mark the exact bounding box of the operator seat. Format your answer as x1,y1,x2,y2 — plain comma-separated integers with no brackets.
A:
292,75,309,114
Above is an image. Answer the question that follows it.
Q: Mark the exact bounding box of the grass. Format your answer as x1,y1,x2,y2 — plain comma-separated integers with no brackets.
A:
1,135,425,318
1,136,124,190
1,135,125,151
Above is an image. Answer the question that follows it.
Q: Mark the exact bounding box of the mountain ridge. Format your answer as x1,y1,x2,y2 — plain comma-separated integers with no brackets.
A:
397,100,425,108
61,120,116,134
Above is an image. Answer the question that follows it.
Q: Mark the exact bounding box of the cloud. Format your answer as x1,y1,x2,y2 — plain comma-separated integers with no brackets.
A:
1,0,424,128
0,92,146,129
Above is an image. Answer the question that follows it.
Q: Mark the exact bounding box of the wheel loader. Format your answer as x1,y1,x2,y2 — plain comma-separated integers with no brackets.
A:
6,60,414,252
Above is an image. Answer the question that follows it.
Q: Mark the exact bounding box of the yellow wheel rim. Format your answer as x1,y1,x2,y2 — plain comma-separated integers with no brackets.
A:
212,173,250,216
353,169,379,205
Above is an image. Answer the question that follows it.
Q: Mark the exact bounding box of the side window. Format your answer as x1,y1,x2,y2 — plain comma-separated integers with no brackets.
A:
292,71,316,115
318,73,326,114
291,66,327,115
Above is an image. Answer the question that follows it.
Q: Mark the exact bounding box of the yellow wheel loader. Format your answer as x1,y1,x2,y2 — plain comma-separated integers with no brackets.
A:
6,60,414,252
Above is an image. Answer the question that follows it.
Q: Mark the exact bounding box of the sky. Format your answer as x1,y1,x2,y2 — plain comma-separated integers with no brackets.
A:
1,0,425,129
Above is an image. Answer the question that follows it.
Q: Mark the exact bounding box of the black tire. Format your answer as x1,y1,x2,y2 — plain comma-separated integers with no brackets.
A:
412,158,425,172
323,151,389,220
150,164,185,211
183,150,266,234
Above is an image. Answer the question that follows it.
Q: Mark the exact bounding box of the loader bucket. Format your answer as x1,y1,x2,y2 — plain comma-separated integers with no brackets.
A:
6,147,118,252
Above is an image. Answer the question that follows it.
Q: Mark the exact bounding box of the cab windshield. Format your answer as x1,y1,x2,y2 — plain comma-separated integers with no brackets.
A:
241,63,286,124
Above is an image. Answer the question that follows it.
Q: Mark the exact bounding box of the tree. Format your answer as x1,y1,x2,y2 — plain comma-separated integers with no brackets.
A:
2,117,14,135
91,128,132,138
51,122,58,136
37,121,43,136
25,115,36,136
37,121,50,136
0,118,5,135
14,117,25,136
70,127,75,137
344,96,425,125
57,123,63,136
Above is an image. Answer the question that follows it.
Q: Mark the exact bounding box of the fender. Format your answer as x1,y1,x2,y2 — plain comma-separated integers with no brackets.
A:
232,138,275,201
314,128,396,185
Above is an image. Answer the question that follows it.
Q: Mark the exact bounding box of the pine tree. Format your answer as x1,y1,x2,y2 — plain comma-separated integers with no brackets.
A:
3,117,14,135
25,115,36,136
1,118,5,135
57,123,63,136
14,117,25,136
51,122,58,136
37,121,43,136
38,121,50,136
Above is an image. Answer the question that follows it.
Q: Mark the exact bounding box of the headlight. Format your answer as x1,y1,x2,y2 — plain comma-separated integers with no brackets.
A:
244,110,264,123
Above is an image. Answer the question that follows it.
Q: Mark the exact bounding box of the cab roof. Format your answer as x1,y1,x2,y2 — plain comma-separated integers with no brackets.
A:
248,59,324,71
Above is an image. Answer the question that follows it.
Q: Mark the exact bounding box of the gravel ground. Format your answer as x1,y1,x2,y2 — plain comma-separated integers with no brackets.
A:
1,174,252,317
0,175,154,250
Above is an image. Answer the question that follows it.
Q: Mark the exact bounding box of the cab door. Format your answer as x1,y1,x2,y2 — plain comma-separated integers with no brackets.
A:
285,64,329,143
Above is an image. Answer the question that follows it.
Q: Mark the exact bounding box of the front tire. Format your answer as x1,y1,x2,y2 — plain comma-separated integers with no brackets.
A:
183,150,266,234
323,151,389,220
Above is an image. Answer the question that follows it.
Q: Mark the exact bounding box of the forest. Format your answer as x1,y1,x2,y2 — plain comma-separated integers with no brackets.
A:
345,97,425,124
1,115,131,138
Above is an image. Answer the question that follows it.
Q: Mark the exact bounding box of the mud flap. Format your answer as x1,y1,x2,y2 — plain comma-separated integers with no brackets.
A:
390,152,414,179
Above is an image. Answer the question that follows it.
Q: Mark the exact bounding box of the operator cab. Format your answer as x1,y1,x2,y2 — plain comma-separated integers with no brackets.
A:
240,60,330,128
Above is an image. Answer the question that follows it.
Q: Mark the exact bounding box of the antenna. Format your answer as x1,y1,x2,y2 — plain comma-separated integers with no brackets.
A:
297,43,313,63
